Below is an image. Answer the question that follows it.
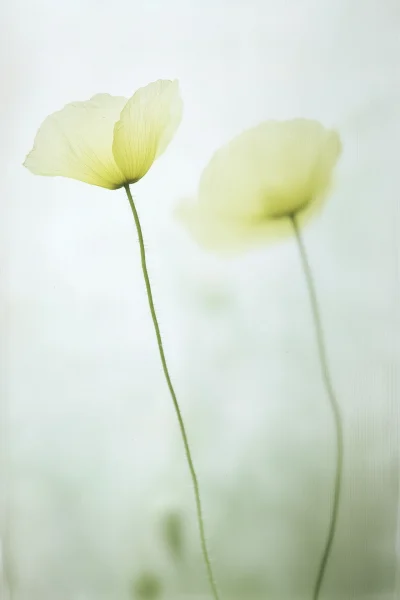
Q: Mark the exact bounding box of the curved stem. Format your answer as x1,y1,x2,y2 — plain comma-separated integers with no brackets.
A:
123,184,220,600
290,215,344,600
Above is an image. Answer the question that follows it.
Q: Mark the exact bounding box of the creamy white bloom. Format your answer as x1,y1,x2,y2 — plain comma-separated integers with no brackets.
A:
177,119,341,251
24,80,182,190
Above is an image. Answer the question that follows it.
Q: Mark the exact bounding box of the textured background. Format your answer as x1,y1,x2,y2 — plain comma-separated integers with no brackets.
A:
1,0,399,598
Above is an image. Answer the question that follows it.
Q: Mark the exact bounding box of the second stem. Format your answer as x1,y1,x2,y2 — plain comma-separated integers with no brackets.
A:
290,214,344,600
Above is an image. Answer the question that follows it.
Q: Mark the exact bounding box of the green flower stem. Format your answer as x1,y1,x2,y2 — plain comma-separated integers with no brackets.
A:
290,214,344,600
123,184,220,600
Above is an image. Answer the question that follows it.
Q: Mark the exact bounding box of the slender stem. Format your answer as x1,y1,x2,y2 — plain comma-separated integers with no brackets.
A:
123,184,220,600
290,214,344,600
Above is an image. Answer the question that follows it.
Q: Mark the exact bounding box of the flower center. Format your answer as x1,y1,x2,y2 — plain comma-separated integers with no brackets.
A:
265,196,311,220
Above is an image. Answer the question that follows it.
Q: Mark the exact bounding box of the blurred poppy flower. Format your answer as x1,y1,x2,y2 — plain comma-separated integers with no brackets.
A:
24,79,182,189
177,119,341,251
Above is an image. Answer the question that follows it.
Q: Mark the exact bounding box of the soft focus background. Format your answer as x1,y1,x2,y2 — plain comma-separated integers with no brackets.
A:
1,0,399,599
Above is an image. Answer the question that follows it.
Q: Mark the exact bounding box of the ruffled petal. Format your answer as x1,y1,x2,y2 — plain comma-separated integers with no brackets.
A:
112,80,183,183
24,94,127,189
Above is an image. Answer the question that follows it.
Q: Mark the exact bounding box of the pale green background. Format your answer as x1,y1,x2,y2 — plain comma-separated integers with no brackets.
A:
0,0,399,599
